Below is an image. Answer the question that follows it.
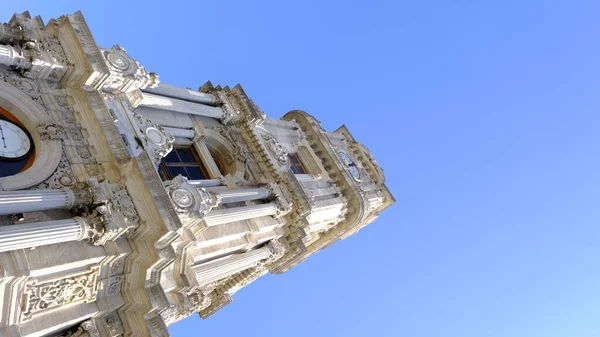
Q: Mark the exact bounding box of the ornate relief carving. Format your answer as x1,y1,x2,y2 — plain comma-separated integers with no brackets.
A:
36,152,76,189
266,239,286,263
189,291,215,312
164,175,221,218
0,23,24,45
259,132,288,166
106,315,124,336
22,267,100,322
38,122,66,140
110,258,125,276
0,71,45,108
81,205,116,246
39,35,68,65
132,111,175,167
109,185,140,224
107,275,124,296
100,45,159,93
264,182,293,218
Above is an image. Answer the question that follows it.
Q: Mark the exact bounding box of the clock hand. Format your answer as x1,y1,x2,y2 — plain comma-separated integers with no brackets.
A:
0,125,6,148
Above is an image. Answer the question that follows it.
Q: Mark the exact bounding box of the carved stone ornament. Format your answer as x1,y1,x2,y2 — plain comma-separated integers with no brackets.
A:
38,122,67,140
132,111,175,167
259,131,289,167
109,184,140,224
101,45,160,93
36,152,76,190
189,291,215,312
78,182,140,245
264,182,293,218
164,175,221,217
266,239,286,263
106,315,124,336
0,23,24,45
22,267,100,322
81,205,116,246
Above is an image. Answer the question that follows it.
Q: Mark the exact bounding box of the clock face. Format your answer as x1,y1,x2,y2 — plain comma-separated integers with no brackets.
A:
338,151,361,181
0,119,32,160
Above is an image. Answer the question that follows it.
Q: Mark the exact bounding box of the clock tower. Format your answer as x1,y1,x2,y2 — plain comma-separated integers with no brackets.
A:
0,10,394,337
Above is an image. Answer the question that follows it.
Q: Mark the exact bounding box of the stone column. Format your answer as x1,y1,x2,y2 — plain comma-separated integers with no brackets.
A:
0,44,30,69
0,217,87,253
143,82,219,106
208,187,270,204
192,245,271,286
188,179,223,187
140,92,224,119
203,203,278,227
0,189,82,215
163,126,196,138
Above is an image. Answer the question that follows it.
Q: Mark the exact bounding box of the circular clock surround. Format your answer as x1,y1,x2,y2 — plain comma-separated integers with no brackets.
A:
338,151,361,181
0,119,32,160
0,80,62,190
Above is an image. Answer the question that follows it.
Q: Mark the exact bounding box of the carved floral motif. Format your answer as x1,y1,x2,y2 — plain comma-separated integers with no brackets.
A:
36,152,76,190
22,267,100,321
110,185,140,224
38,122,66,140
259,132,288,166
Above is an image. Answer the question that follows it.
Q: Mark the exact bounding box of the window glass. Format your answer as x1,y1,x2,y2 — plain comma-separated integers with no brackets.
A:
163,150,180,163
288,153,307,174
185,166,206,180
159,145,215,181
177,147,196,163
167,166,187,179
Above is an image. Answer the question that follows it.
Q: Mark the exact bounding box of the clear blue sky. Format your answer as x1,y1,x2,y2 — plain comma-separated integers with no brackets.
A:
6,1,600,336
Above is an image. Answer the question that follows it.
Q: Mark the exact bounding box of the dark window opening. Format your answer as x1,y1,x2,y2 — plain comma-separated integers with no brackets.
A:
288,153,307,175
159,146,209,181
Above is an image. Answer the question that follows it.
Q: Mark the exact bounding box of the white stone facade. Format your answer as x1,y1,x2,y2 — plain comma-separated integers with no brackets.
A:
0,11,394,337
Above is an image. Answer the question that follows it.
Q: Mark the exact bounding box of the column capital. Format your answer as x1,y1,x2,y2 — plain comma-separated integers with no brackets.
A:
77,182,141,245
0,23,23,45
78,205,118,246
165,175,221,218
266,239,286,263
68,178,111,210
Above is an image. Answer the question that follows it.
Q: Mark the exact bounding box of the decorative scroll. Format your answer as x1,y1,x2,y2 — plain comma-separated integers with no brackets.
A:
22,266,100,322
